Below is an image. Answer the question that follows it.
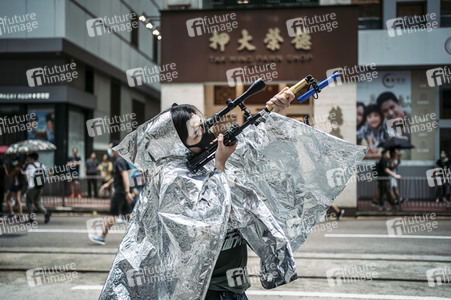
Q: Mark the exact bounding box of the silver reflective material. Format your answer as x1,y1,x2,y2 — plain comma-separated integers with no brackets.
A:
99,110,367,300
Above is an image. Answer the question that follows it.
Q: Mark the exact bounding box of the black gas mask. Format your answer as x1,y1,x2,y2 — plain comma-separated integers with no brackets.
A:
186,125,216,150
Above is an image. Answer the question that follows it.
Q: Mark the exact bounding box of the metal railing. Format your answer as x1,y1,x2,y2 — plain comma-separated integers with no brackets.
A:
27,176,112,209
358,177,450,212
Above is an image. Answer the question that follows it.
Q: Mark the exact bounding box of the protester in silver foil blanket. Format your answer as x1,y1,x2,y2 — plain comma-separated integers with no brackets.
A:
99,88,367,300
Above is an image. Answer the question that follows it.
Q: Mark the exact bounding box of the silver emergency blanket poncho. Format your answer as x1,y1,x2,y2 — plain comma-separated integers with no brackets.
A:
99,110,367,300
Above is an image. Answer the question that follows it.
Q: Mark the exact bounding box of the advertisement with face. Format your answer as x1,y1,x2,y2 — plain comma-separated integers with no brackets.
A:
357,71,411,159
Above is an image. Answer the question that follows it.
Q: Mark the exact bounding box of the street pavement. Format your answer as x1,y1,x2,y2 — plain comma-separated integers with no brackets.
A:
0,214,450,300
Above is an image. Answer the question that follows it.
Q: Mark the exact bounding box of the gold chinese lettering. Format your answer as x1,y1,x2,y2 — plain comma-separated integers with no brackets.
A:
209,31,230,52
237,29,256,52
264,28,284,52
291,29,311,51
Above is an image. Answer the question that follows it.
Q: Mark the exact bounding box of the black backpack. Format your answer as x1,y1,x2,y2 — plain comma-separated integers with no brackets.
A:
32,163,46,189
372,161,381,178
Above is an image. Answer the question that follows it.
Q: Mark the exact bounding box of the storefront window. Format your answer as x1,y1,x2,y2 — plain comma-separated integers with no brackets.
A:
440,128,451,157
0,105,24,147
352,0,382,29
68,109,85,178
241,84,280,105
397,1,426,18
214,86,235,105
28,105,56,168
440,85,451,119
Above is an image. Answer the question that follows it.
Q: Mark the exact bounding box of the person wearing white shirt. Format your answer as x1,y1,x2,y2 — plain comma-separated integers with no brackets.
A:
24,152,51,224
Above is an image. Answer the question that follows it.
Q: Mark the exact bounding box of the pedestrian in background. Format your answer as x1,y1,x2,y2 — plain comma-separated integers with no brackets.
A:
0,157,8,218
377,149,401,211
98,153,113,198
330,203,345,220
24,152,51,224
389,149,407,205
85,152,99,198
434,150,450,205
67,147,81,198
5,159,24,220
436,150,450,205
89,141,133,245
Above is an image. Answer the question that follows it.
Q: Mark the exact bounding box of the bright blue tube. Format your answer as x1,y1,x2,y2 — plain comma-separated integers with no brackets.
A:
297,72,340,103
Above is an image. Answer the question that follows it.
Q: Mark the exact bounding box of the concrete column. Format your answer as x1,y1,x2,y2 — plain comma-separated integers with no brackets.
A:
314,82,358,208
161,83,205,113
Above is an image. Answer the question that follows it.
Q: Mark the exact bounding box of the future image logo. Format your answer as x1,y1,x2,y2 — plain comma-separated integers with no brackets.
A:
26,63,78,87
386,117,405,137
326,64,378,87
386,215,438,236
226,267,248,287
127,269,146,287
186,13,238,37
326,168,348,188
426,267,451,287
86,13,138,37
426,67,451,87
226,64,278,87
386,13,438,37
386,18,404,37
326,264,378,287
86,18,104,37
286,13,338,37
86,114,138,138
86,217,126,235
426,167,449,187
126,64,178,87
26,264,78,287
126,68,145,87
125,266,177,287
0,13,38,36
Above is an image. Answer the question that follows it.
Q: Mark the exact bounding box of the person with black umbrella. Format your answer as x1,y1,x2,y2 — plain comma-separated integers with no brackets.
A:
377,149,402,211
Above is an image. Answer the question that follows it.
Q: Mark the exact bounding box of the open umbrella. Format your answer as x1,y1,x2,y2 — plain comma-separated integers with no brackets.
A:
0,145,8,154
6,139,56,154
378,137,414,150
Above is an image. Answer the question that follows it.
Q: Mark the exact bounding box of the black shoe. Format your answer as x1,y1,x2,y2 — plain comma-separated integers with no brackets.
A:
25,214,36,224
337,209,345,221
6,214,16,220
25,218,35,225
371,201,379,207
44,211,51,224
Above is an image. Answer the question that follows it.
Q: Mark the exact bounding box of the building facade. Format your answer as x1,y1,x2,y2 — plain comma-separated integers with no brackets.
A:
160,0,450,212
0,0,162,172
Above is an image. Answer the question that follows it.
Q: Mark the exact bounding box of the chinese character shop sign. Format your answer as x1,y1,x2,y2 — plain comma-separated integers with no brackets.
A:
162,7,357,82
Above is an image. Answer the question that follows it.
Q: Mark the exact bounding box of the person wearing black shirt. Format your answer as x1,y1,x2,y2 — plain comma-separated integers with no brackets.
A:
89,141,133,245
377,149,401,211
0,158,8,217
206,229,251,299
67,147,81,198
435,150,450,205
85,152,99,198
